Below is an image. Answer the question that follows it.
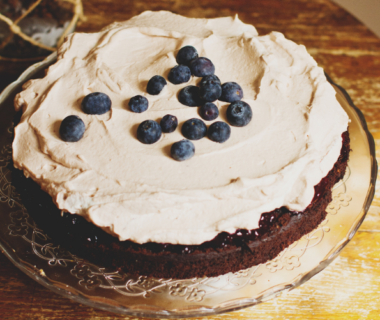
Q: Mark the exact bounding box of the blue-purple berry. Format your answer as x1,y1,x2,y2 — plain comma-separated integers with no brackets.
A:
208,121,231,143
128,95,148,113
200,74,221,86
176,46,198,66
226,101,252,127
147,75,167,95
220,82,243,102
59,115,85,142
190,57,215,77
160,114,178,133
171,139,195,161
200,81,222,102
168,65,191,84
137,120,162,144
81,92,111,115
181,118,207,140
178,85,201,107
199,102,219,121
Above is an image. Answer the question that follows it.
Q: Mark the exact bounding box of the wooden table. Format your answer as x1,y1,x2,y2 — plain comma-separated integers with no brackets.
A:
1,0,379,319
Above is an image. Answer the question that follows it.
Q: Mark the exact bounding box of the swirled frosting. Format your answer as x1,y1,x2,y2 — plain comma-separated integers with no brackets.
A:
13,11,349,245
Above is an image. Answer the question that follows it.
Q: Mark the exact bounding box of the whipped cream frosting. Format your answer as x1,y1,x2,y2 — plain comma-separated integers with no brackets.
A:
13,11,349,245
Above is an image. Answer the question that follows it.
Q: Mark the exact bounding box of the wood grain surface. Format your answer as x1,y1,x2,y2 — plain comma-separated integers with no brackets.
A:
1,0,380,319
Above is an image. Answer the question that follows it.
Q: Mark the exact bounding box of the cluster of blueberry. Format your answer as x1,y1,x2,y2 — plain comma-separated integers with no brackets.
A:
135,46,252,161
58,46,252,162
59,92,111,142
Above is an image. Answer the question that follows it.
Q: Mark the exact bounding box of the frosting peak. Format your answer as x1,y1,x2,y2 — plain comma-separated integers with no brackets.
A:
13,11,349,245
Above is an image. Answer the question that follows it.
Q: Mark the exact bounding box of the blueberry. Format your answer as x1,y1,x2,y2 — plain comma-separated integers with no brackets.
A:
200,81,222,102
220,82,243,102
160,114,178,133
128,95,148,113
176,46,198,66
171,139,195,161
147,75,167,95
81,92,111,115
178,85,201,107
226,101,252,127
137,120,162,144
199,102,219,121
181,118,207,140
168,65,191,84
59,115,85,142
190,57,215,77
200,74,221,86
208,121,231,143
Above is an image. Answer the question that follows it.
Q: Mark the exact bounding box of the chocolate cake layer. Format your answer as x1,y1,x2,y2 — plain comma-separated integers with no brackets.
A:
12,131,350,279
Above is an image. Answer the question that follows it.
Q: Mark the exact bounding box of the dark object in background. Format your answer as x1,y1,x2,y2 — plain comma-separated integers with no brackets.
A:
0,0,78,59
0,0,83,91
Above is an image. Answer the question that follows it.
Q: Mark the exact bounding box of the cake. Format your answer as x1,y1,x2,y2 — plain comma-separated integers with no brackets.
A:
12,11,350,279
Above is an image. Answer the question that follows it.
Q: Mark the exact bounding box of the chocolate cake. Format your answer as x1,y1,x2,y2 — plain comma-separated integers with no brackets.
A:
11,11,351,279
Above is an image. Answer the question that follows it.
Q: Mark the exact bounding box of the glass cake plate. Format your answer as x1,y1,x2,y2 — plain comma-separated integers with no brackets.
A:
0,53,377,319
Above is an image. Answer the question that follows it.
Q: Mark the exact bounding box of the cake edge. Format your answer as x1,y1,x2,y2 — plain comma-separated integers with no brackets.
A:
11,129,350,279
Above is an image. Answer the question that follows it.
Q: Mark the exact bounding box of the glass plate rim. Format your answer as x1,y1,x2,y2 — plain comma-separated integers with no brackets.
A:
0,52,377,318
